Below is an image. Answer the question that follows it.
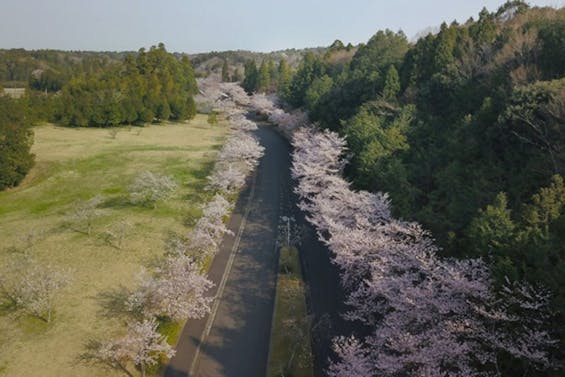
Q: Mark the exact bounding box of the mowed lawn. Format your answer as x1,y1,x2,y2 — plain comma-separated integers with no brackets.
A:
0,116,227,377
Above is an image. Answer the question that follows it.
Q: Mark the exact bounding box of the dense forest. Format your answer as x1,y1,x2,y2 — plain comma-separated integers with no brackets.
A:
1,44,201,127
247,1,565,374
0,49,126,90
0,44,200,189
53,44,198,126
189,47,326,79
0,45,326,127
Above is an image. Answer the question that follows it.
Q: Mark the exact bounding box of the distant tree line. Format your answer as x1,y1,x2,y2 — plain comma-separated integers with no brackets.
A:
0,44,200,191
0,48,125,89
54,44,197,127
1,45,198,127
241,58,292,94
246,2,565,375
188,47,326,78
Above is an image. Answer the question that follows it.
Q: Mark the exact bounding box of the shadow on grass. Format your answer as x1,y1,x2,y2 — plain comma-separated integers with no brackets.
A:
17,314,51,336
95,286,135,320
0,297,17,317
184,160,215,185
0,298,51,336
100,195,132,209
183,173,214,204
183,206,202,227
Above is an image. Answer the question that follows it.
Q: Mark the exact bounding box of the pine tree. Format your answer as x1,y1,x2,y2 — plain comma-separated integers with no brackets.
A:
257,60,271,93
277,60,292,99
221,59,230,82
382,65,400,101
242,59,258,93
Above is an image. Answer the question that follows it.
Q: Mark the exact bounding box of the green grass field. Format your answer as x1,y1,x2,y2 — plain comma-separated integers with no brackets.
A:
268,247,314,377
0,116,227,377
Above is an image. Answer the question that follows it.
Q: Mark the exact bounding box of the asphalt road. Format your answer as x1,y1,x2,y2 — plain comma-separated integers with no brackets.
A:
163,123,355,377
292,198,361,377
163,125,292,377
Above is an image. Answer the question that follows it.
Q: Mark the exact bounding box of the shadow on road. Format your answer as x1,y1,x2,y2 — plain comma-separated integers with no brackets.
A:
164,124,361,377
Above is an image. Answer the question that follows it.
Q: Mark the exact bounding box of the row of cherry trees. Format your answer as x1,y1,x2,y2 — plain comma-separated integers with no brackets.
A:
250,95,556,376
189,78,265,259
85,79,265,377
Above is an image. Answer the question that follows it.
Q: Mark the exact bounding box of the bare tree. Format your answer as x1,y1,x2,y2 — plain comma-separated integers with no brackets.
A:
108,128,120,139
102,221,132,249
66,195,104,236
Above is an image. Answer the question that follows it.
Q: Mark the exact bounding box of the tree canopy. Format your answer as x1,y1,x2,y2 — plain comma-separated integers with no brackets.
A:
0,96,34,190
278,4,565,375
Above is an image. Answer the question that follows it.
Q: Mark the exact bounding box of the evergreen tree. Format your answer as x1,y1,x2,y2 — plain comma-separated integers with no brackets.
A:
221,59,230,82
242,59,258,93
232,68,244,83
382,65,400,101
277,60,292,99
53,44,197,127
0,96,35,190
257,60,271,93
268,59,278,91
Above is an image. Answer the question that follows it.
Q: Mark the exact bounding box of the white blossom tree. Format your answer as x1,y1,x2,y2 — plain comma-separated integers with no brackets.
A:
128,171,177,208
328,336,373,377
217,131,265,170
102,220,132,249
186,194,233,257
268,109,309,135
0,258,70,323
127,254,214,321
250,93,277,115
82,318,175,377
207,163,246,194
66,195,104,235
284,112,556,376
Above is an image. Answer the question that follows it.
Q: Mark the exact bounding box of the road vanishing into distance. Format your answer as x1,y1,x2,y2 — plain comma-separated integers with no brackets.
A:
164,122,355,377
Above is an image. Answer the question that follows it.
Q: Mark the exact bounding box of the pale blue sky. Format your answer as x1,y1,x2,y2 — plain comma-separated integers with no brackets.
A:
0,0,562,53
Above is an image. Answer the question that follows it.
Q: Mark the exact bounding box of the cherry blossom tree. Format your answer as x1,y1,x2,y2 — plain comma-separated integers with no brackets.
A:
0,258,70,323
268,109,309,135
196,77,251,112
186,194,233,257
82,318,175,377
128,171,177,208
229,114,258,131
66,195,104,235
217,131,265,170
250,93,277,115
219,81,251,107
127,254,213,321
328,337,373,377
207,163,246,194
283,109,556,376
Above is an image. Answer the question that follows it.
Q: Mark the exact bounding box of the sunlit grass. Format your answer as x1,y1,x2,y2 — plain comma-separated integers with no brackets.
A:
0,116,227,377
